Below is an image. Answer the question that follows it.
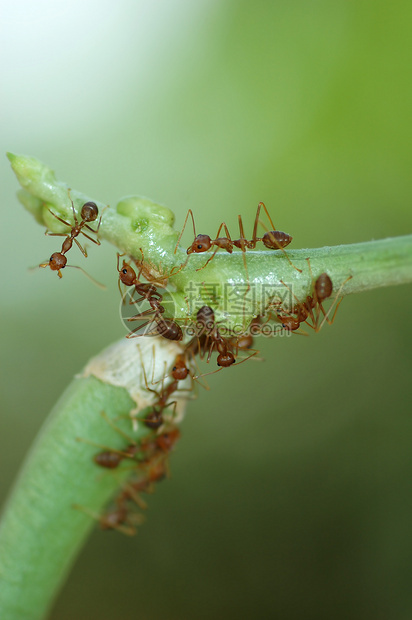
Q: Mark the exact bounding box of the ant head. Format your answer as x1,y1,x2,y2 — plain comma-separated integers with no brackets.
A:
49,252,67,271
172,356,189,380
156,428,181,452
119,260,136,286
81,202,99,222
217,351,236,367
147,460,168,483
155,318,183,341
187,234,212,254
277,314,300,331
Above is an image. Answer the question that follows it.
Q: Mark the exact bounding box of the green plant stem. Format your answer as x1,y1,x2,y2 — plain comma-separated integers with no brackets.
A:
0,335,190,620
0,377,136,620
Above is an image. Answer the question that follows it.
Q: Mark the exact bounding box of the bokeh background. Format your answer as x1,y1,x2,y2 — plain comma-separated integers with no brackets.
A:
1,1,412,619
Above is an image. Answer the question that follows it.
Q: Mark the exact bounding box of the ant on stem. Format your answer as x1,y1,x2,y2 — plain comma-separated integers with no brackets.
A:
173,202,301,283
89,411,181,470
275,259,352,333
38,190,106,287
186,306,258,375
39,190,104,277
137,354,192,430
74,500,144,536
117,254,183,342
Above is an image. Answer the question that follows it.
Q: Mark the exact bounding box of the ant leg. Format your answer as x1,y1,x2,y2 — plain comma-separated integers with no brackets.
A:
136,249,145,279
99,411,136,444
116,252,127,270
138,350,163,399
250,205,261,248
66,265,106,289
47,209,71,228
80,231,101,246
237,214,247,250
236,215,252,297
74,237,88,257
44,231,67,238
232,349,259,366
75,436,137,462
128,309,156,321
195,246,219,271
162,400,178,422
67,188,79,225
205,336,217,363
126,320,157,338
189,355,210,390
121,483,148,510
174,209,196,254
119,281,126,301
258,201,276,231
169,257,189,277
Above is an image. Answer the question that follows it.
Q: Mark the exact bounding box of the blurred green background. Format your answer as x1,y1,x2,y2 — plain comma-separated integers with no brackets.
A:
1,1,412,619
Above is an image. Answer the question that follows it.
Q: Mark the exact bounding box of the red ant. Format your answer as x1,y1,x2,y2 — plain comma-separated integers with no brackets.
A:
93,428,181,470
77,448,172,534
74,499,144,536
115,457,171,517
276,260,352,333
227,316,262,351
142,378,184,430
188,306,258,374
138,355,187,429
117,254,183,342
39,191,104,278
174,202,301,278
93,444,139,470
149,346,210,393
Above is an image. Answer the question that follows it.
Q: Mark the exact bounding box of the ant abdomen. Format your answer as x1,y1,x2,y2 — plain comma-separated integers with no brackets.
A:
261,230,292,250
94,451,124,469
196,305,215,334
80,201,99,222
314,273,333,303
155,318,183,341
144,411,164,430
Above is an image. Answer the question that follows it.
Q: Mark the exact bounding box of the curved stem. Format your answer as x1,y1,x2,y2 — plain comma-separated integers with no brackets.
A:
0,338,190,620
